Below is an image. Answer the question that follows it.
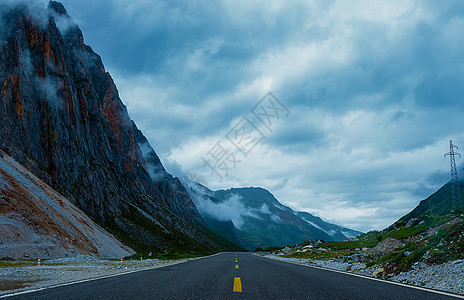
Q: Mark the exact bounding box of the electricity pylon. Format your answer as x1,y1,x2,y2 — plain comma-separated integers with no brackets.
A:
444,140,461,208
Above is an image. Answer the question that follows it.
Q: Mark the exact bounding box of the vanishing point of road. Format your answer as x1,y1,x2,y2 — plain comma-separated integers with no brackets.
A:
3,252,462,300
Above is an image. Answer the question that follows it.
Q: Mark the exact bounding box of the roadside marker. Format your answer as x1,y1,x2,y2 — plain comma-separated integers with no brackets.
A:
37,258,41,266
233,277,242,292
120,258,123,262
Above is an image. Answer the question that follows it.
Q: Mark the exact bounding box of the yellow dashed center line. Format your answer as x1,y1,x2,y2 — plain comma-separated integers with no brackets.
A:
233,255,242,292
233,277,242,292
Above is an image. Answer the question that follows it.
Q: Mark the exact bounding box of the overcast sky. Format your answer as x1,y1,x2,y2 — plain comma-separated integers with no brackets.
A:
56,0,464,232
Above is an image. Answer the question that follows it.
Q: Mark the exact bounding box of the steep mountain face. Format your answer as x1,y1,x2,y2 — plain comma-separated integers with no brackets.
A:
0,150,134,259
186,183,362,250
0,1,233,253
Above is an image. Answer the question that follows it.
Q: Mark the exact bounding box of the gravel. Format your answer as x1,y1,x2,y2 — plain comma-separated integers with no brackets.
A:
392,260,464,295
264,254,464,295
45,255,110,264
0,257,191,296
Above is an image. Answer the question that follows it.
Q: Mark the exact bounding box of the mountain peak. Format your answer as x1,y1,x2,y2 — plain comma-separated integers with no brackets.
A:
48,1,67,16
188,185,362,249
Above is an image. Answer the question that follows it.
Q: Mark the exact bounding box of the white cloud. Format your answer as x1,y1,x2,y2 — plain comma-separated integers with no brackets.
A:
57,0,464,232
190,192,261,229
167,104,464,231
52,12,77,35
138,142,165,182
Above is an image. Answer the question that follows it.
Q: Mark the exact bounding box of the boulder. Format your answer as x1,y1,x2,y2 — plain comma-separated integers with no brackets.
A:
373,267,385,278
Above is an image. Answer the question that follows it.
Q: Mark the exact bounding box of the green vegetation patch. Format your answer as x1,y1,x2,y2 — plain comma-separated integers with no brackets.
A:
0,260,38,268
368,219,464,273
283,250,357,260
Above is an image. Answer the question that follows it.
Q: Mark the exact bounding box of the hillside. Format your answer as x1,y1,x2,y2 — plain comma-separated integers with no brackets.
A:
0,150,134,259
264,180,464,280
0,1,239,255
399,181,464,223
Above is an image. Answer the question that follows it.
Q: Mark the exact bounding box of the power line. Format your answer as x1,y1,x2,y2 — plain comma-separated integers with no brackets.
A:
444,140,461,208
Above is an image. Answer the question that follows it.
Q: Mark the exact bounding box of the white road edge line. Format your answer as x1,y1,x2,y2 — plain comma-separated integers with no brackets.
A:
0,252,224,298
260,255,464,299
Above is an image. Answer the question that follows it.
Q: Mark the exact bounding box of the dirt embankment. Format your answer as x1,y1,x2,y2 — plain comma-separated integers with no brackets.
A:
0,150,134,260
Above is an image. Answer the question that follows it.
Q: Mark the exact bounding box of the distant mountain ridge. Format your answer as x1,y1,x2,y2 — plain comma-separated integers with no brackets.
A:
294,211,362,240
185,182,362,250
0,1,239,254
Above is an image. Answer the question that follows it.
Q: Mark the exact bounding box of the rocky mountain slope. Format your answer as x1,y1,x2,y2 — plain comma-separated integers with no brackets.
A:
185,182,362,250
0,1,239,254
0,150,134,259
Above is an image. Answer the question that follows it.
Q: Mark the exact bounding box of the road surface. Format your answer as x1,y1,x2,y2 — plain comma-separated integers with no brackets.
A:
3,252,461,299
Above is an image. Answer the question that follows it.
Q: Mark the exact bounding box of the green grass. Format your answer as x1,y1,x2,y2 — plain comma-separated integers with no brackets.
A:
283,250,357,260
367,219,464,273
320,234,379,250
388,214,454,239
318,213,457,251
0,260,39,268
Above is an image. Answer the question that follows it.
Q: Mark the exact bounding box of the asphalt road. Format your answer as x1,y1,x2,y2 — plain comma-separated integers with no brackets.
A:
4,252,461,300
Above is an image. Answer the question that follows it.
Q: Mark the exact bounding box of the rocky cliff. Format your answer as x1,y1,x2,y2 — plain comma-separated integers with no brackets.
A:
0,1,233,253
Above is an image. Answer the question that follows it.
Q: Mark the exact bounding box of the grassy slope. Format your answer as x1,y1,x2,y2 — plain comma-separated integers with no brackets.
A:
372,220,464,273
400,181,464,221
260,182,464,274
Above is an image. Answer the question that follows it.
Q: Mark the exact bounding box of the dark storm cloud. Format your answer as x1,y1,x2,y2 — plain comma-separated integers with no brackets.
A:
56,0,464,231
